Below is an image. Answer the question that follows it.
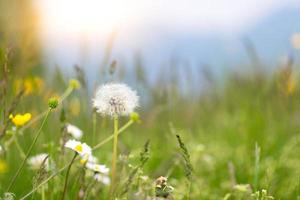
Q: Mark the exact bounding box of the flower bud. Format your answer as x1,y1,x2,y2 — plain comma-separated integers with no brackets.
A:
48,97,59,109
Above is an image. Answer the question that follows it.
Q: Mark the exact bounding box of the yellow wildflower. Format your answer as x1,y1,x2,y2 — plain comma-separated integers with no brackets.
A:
9,113,32,127
287,78,295,95
24,78,34,95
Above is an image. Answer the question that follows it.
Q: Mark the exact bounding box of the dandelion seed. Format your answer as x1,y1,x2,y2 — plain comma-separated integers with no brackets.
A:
9,113,31,127
92,83,139,117
66,124,83,139
65,139,91,158
27,153,50,171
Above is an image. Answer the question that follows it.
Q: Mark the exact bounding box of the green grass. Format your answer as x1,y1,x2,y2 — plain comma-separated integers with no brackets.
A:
0,46,300,199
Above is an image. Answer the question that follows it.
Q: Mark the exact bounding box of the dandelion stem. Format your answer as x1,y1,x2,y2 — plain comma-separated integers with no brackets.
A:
60,152,77,200
6,109,51,192
92,111,97,145
20,119,134,199
110,114,119,195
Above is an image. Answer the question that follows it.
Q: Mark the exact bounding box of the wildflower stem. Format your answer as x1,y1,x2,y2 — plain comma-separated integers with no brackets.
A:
92,111,97,145
6,109,51,192
41,185,45,200
93,119,133,150
60,152,77,200
20,120,134,199
110,114,119,195
13,129,25,159
18,86,73,133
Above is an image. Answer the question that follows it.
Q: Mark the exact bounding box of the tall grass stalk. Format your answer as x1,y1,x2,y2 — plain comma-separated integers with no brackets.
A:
110,114,119,195
176,134,193,200
6,109,52,192
254,142,261,191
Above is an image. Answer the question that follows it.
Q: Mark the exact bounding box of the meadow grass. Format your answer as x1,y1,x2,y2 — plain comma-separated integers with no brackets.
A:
0,45,300,200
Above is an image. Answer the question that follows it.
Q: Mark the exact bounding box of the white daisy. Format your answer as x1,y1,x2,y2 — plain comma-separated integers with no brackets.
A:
94,173,110,185
27,153,50,171
86,163,109,174
66,123,83,139
92,83,139,117
80,154,98,165
64,139,92,157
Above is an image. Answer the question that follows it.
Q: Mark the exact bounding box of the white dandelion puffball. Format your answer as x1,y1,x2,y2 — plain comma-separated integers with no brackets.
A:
92,83,139,117
94,173,110,185
86,163,110,174
66,123,83,139
65,139,92,157
27,153,50,171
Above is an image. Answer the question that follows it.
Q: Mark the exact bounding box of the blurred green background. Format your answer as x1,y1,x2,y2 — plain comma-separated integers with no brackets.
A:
0,0,300,199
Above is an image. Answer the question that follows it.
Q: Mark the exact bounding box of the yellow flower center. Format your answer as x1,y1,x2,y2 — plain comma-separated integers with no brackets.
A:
75,144,83,153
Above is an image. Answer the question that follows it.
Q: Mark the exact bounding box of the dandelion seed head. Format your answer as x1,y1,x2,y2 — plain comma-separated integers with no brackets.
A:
92,83,139,117
66,123,83,139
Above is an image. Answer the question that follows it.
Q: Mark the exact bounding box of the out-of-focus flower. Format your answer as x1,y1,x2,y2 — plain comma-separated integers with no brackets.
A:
130,112,141,123
80,154,98,165
13,76,45,95
9,113,31,127
0,159,8,173
86,163,109,174
286,77,296,95
69,79,81,90
93,83,139,117
27,153,51,171
94,173,110,185
66,123,83,139
69,98,81,116
65,139,91,157
291,33,300,49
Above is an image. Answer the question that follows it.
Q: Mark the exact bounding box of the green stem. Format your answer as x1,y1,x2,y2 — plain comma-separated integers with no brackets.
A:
41,185,45,200
110,115,119,195
18,86,73,133
92,111,97,146
93,120,133,150
6,109,51,192
20,120,134,199
61,152,77,200
13,129,25,159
